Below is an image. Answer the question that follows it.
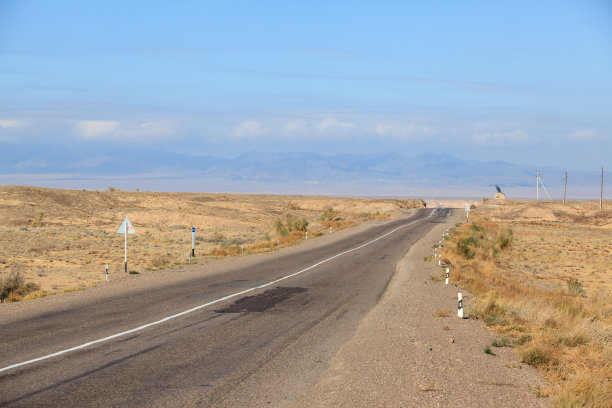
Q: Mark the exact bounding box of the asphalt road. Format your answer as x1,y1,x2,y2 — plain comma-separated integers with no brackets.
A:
0,208,448,407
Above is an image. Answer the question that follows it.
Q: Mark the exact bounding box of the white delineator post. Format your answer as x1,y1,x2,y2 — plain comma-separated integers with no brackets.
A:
438,257,441,266
329,227,332,235
445,267,449,285
106,264,109,281
458,293,464,318
191,227,196,257
305,231,308,240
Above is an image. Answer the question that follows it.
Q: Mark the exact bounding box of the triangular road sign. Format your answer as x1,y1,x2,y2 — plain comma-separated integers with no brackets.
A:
116,217,135,234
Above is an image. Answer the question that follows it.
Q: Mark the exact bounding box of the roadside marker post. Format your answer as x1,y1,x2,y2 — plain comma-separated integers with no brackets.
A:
191,227,196,258
241,245,245,255
306,231,308,240
116,217,135,273
189,252,191,263
105,264,109,281
277,239,280,251
445,267,449,285
329,227,332,235
465,203,470,223
458,293,464,318
438,258,441,266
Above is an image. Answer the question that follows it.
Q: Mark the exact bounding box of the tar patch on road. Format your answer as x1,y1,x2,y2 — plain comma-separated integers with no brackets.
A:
214,287,308,313
432,208,452,217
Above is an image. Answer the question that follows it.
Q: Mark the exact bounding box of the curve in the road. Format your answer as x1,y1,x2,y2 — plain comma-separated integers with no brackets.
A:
0,209,436,374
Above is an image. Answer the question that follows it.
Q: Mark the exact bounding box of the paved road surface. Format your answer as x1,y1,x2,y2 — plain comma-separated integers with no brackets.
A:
0,208,447,407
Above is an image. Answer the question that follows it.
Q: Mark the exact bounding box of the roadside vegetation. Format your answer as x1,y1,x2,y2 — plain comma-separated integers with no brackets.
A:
441,217,611,407
1,268,40,302
210,209,356,257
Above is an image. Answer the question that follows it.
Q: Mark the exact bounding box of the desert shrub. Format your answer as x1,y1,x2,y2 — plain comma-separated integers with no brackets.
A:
287,202,301,210
567,279,585,297
497,229,513,249
557,334,588,347
291,218,308,232
1,269,39,302
275,220,288,236
520,346,551,367
108,186,116,192
492,336,513,347
320,207,337,222
456,237,477,259
213,230,225,243
31,212,44,227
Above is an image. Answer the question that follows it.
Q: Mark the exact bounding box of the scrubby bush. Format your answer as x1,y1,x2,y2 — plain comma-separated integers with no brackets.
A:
275,220,289,237
320,207,337,222
1,269,39,302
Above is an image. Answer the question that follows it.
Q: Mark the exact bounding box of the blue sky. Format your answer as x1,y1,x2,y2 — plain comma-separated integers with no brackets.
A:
1,0,611,174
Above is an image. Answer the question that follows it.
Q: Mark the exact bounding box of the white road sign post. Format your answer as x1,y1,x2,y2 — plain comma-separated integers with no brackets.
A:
116,217,135,273
465,203,470,223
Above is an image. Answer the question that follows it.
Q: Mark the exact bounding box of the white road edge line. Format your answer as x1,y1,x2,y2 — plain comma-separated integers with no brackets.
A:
0,209,437,374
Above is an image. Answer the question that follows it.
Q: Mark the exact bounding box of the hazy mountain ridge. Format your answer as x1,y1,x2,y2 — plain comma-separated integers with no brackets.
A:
1,148,607,198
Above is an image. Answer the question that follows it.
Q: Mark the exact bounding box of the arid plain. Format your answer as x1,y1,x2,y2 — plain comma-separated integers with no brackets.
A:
441,199,611,406
0,185,424,297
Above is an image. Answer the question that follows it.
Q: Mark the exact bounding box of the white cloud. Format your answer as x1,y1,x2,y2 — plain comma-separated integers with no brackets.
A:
283,119,308,134
74,120,176,142
472,129,529,144
75,120,120,139
68,156,112,169
374,124,394,136
317,117,355,132
231,120,268,138
564,129,604,141
14,159,46,169
0,119,24,129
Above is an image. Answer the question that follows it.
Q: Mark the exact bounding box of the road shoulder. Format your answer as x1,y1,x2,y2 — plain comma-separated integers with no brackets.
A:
295,209,550,407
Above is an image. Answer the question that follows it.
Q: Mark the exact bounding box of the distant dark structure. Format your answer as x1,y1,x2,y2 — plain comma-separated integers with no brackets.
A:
494,185,506,200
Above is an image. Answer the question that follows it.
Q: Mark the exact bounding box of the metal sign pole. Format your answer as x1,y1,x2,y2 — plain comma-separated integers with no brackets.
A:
124,227,127,273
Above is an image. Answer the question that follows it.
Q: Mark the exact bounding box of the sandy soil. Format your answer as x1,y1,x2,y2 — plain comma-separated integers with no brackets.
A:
476,199,611,297
0,186,424,294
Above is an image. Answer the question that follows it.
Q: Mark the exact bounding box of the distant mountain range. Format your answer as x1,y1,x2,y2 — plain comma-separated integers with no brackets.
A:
0,148,608,199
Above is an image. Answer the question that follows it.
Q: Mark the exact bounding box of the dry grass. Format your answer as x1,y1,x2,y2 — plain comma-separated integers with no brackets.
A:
432,309,453,317
440,200,611,407
417,381,438,391
0,185,425,295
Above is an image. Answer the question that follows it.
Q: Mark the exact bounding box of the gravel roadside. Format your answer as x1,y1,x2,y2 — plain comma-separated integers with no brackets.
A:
295,209,550,407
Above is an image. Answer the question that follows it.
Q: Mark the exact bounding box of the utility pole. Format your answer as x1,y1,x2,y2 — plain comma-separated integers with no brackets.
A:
601,167,604,211
563,172,567,205
536,171,539,201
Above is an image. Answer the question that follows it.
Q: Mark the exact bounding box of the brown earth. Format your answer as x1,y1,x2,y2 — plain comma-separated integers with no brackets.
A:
475,199,611,296
0,185,424,296
439,198,611,406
